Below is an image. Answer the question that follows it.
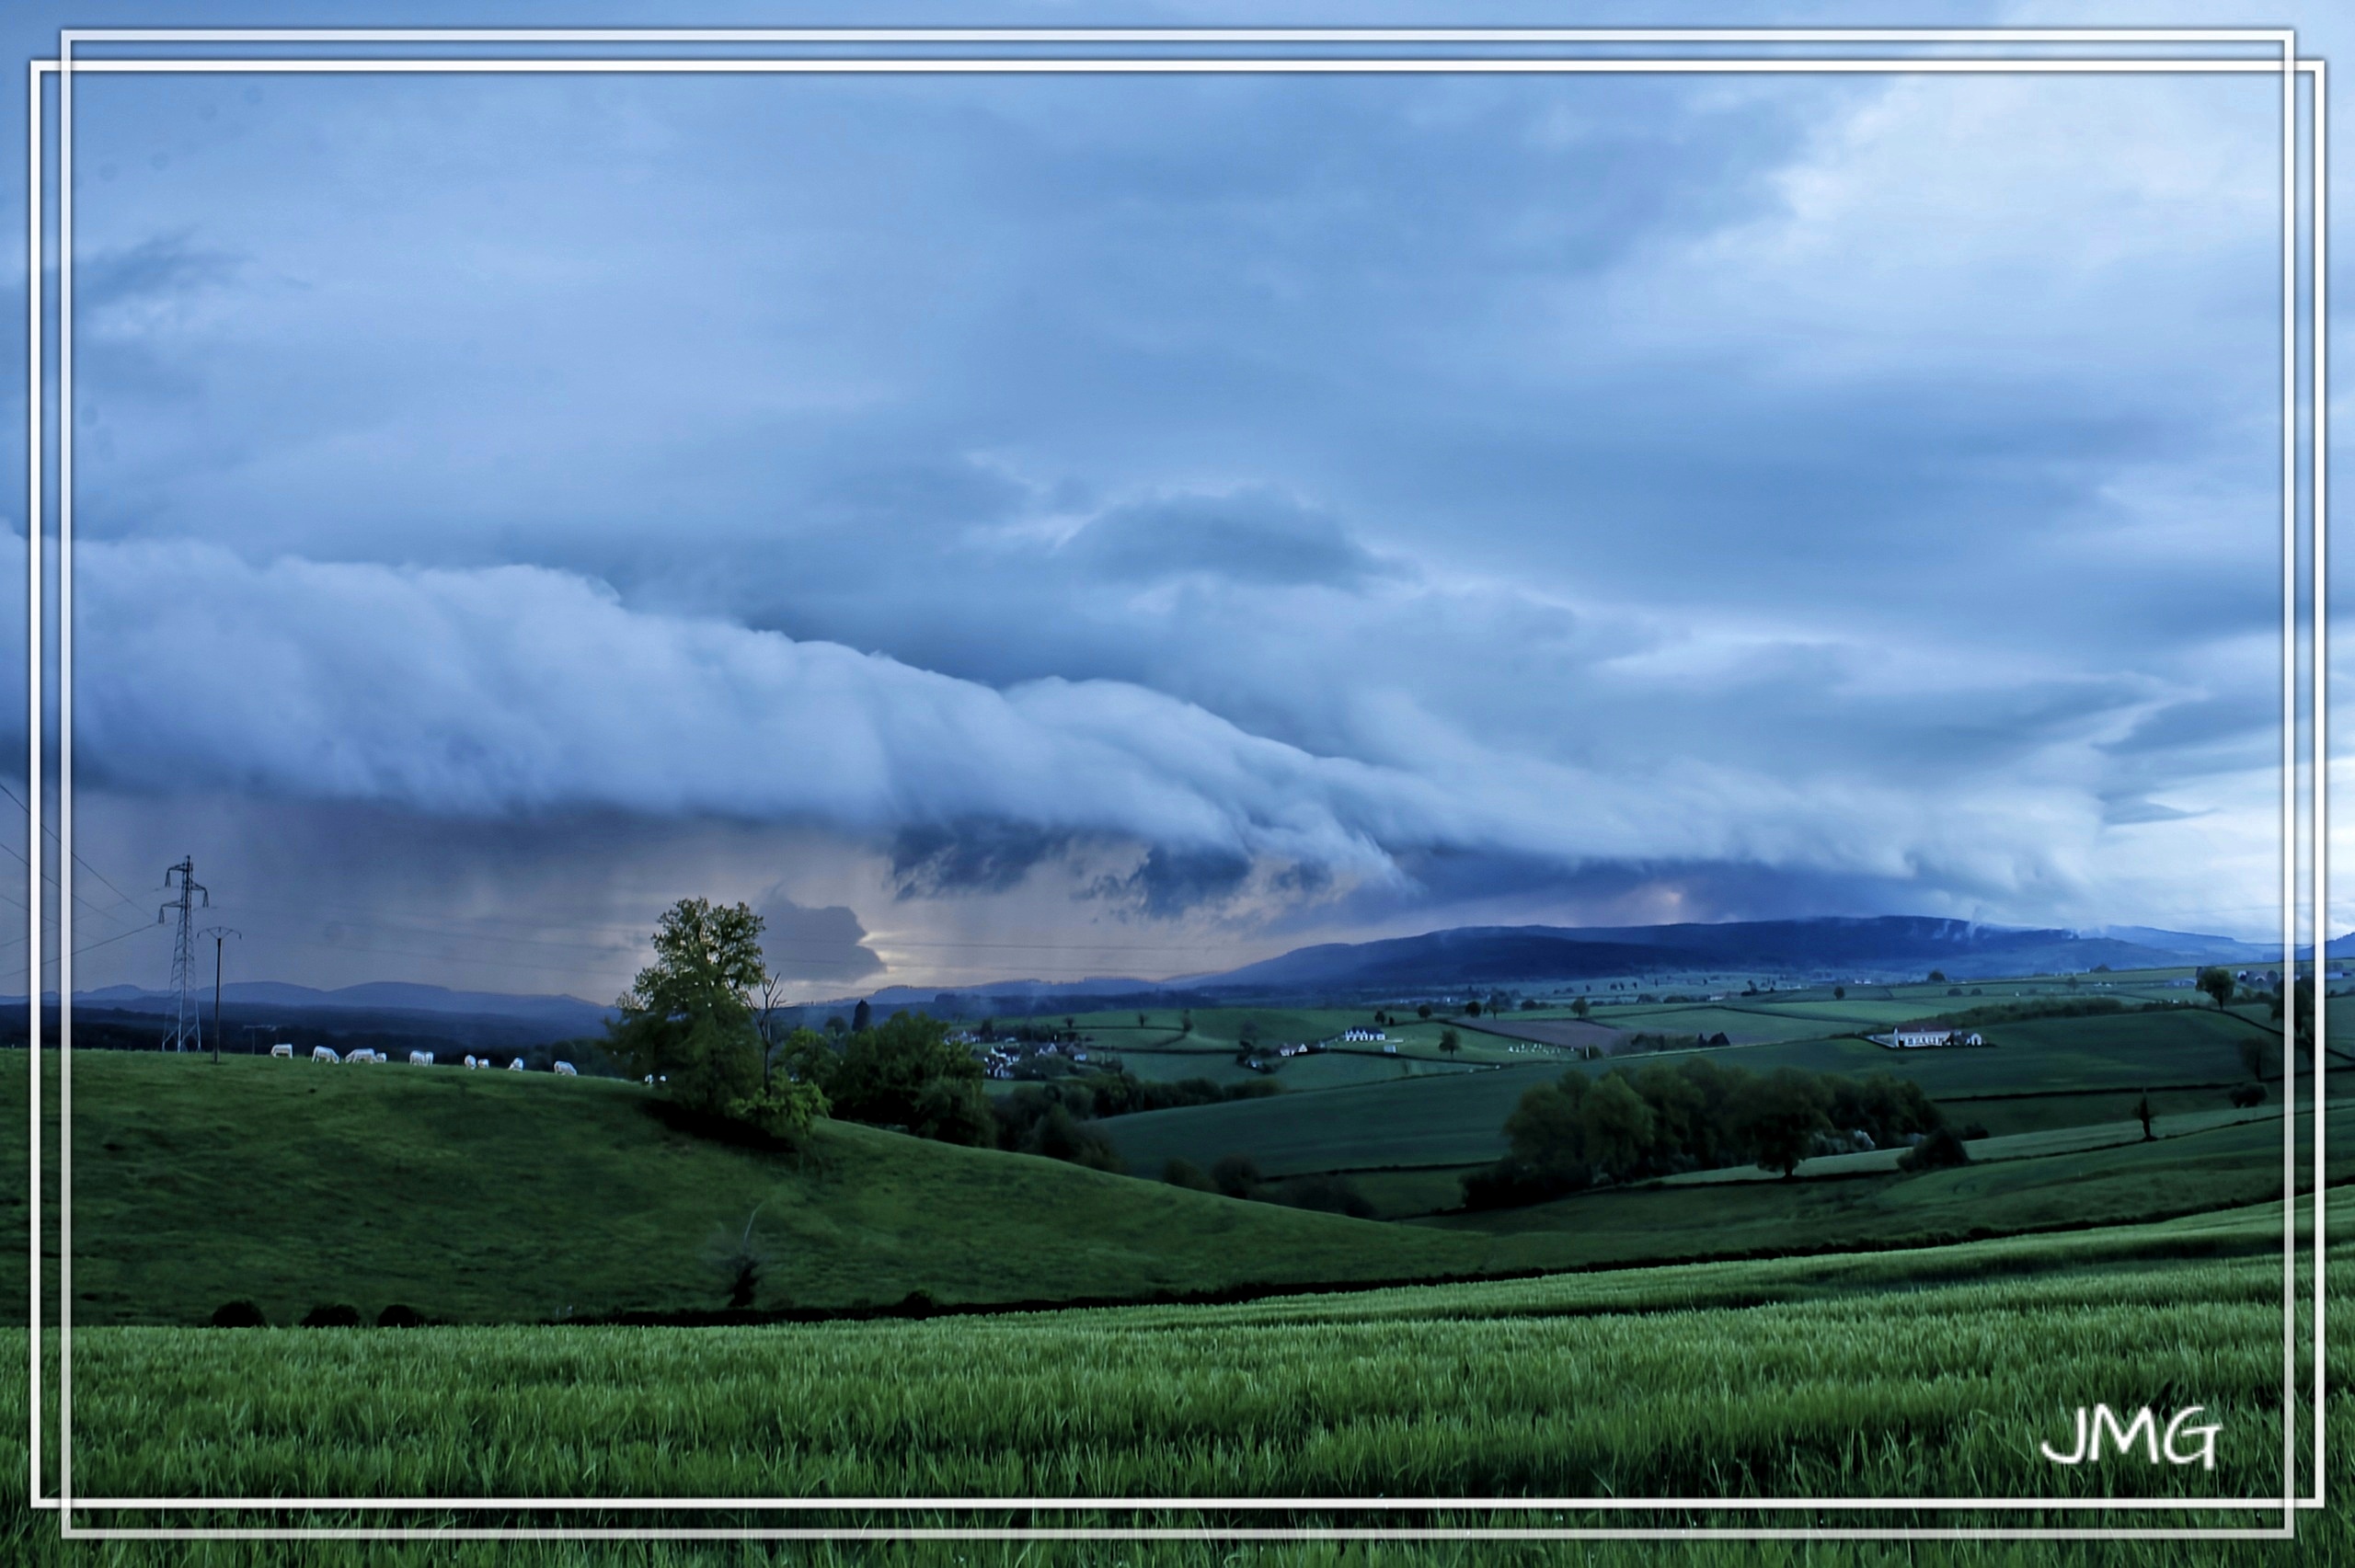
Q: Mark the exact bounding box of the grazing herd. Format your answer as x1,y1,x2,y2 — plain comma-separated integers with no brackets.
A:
263,1043,576,1075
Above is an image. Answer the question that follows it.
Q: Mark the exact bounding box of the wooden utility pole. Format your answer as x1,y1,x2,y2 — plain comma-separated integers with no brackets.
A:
198,927,239,1065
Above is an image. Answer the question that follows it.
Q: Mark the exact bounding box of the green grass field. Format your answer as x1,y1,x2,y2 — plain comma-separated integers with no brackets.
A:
1439,1109,2348,1273
1096,1006,2293,1180
1098,1059,1567,1178
2,1050,1488,1326
1654,1101,2296,1185
16,1036,2332,1327
3,990,2346,1568
2,1193,2340,1565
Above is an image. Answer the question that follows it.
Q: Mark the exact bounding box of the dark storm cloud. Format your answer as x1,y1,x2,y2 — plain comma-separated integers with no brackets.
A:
26,43,2320,976
755,891,885,984
1086,844,1256,920
889,821,1075,900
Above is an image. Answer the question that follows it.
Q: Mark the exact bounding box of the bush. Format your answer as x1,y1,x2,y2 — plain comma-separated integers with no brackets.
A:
816,1012,982,1131
210,1299,267,1328
1959,1122,1992,1141
299,1303,362,1327
375,1303,425,1328
1899,1127,1973,1173
1019,1104,1125,1172
1211,1153,1262,1198
910,1076,996,1148
992,1073,1275,1165
725,1078,831,1142
1934,997,2126,1027
2231,1082,2268,1108
1266,1174,1376,1219
1459,1160,1568,1210
1162,1157,1218,1192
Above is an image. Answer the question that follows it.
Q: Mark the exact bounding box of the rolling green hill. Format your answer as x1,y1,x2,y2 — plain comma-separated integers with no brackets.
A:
0,1050,1488,1327
1099,1059,1567,1177
1444,1107,2350,1273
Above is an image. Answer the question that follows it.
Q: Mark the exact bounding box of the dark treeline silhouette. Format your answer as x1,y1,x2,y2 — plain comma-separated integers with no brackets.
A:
1462,1059,1944,1208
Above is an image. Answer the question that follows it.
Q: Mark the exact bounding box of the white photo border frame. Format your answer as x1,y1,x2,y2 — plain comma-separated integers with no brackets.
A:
20,25,2331,1544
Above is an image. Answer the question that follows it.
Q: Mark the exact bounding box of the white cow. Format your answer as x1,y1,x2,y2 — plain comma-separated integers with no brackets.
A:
553,1060,577,1077
408,1050,433,1067
312,1045,340,1064
270,1042,293,1059
507,1057,525,1071
464,1054,485,1070
344,1048,377,1064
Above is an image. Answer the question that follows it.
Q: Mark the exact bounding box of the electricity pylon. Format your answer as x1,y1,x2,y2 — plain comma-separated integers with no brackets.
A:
157,857,208,1052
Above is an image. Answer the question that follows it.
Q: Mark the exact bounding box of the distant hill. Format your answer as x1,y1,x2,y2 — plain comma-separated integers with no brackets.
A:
856,976,1182,1013
27,915,2284,1034
18,981,615,1047
1172,915,2271,995
55,979,612,1036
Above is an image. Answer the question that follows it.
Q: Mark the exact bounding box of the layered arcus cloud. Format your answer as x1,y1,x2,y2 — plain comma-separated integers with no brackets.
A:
61,536,2120,910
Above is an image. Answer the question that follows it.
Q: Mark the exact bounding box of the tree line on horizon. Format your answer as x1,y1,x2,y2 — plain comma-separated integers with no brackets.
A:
1461,1058,1950,1209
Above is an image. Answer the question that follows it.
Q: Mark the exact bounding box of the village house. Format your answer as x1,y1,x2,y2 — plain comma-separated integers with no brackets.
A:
1882,1024,1984,1049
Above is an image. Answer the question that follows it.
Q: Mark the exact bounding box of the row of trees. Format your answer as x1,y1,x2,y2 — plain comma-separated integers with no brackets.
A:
603,898,1004,1145
992,1072,1281,1171
1461,1058,1945,1209
606,901,1298,1181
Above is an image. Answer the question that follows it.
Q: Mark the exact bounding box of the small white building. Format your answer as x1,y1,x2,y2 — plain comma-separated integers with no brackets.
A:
1341,1026,1386,1043
1885,1025,1984,1049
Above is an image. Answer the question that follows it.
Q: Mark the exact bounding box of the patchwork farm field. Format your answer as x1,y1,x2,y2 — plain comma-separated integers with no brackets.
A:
5,1195,2342,1566
1096,1003,2312,1180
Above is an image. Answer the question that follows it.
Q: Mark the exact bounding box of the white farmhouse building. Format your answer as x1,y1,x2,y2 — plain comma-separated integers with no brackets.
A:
1341,1027,1386,1043
1885,1024,1984,1049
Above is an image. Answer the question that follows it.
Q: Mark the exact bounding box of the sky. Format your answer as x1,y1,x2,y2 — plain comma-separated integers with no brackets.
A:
0,2,2343,1003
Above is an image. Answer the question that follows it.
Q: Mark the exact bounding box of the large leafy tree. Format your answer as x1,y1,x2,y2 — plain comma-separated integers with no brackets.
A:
1736,1069,1832,1178
2268,976,2314,1063
606,898,774,1118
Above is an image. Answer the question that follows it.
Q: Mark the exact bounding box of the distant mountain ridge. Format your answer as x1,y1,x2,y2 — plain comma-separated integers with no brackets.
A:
851,915,2287,1009
45,980,614,1038
23,916,2292,1028
1189,916,2279,993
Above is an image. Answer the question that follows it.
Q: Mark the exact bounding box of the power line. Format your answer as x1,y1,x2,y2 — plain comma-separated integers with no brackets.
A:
71,922,155,959
0,779,149,916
